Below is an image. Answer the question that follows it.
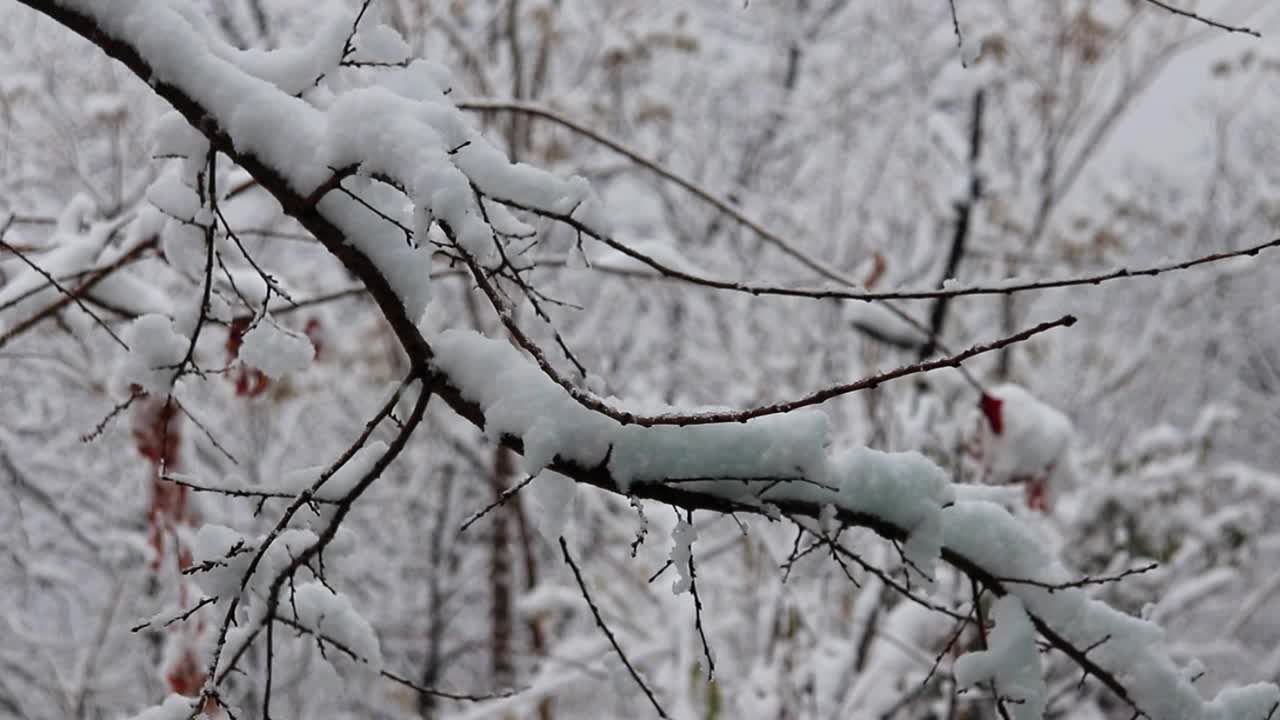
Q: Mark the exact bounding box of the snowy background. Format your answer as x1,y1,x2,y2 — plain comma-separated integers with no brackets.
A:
1,1,1280,719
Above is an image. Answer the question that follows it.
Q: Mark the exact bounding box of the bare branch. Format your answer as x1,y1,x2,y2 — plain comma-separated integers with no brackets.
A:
1141,0,1261,36
560,537,669,719
492,193,1280,304
0,217,130,350
274,616,517,702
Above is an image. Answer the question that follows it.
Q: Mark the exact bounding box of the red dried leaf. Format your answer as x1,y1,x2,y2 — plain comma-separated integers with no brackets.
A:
233,367,270,397
165,650,204,697
304,316,325,361
1025,477,1051,513
225,316,251,358
132,397,181,467
980,393,1004,435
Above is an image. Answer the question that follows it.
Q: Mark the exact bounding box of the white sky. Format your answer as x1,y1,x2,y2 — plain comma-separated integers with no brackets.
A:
1105,1,1280,174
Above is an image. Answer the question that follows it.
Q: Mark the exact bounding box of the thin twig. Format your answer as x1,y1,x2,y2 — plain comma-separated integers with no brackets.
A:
455,100,947,350
0,236,156,350
130,596,218,632
560,537,669,719
495,194,1280,304
456,100,845,284
1141,0,1261,36
948,0,966,66
161,474,335,504
460,474,537,532
684,510,715,681
81,391,141,442
0,220,130,350
995,563,1158,592
454,243,1072,427
274,616,517,701
174,399,240,465
194,374,420,707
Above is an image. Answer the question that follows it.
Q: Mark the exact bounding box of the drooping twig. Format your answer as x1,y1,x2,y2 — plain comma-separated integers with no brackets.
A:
948,0,966,66
922,604,978,689
684,510,715,681
162,147,219,385
560,537,669,719
471,187,588,377
648,560,672,584
823,535,973,624
212,200,294,306
153,148,219,485
212,378,433,695
173,399,240,466
460,474,537,533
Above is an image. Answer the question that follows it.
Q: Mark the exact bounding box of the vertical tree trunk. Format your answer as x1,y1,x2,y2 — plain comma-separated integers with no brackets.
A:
489,447,515,688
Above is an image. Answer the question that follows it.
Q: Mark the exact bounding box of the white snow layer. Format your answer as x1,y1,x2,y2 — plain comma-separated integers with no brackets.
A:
238,317,315,380
982,383,1073,484
187,523,380,689
954,596,1047,720
280,441,388,502
432,328,1280,719
126,694,192,720
78,0,600,328
669,518,697,595
291,581,382,689
114,314,189,396
0,198,162,334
